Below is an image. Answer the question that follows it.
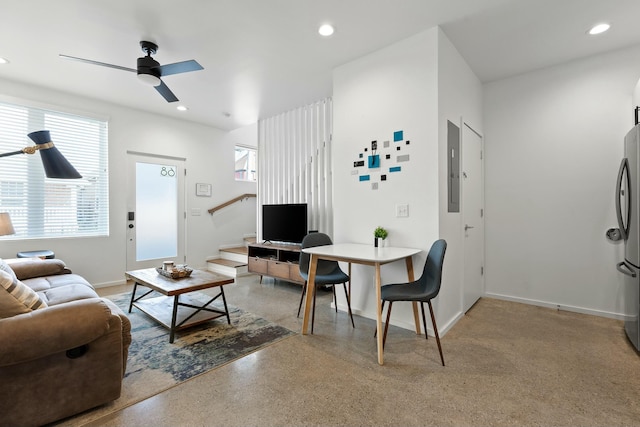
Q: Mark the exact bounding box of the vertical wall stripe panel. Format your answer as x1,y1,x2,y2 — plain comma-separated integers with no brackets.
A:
257,98,333,240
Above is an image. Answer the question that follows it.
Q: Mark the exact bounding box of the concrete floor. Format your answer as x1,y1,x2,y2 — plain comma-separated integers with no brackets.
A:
87,274,640,427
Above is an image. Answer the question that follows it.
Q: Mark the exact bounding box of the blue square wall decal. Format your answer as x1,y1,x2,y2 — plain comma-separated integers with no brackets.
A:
394,130,403,142
359,175,371,182
368,154,380,168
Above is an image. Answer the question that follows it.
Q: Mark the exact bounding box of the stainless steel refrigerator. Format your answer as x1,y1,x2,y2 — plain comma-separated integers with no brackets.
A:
615,123,640,351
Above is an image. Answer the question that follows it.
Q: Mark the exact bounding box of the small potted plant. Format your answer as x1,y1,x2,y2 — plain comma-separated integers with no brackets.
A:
374,226,388,247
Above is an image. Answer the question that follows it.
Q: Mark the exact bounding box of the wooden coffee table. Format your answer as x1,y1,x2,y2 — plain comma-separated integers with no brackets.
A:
125,268,235,343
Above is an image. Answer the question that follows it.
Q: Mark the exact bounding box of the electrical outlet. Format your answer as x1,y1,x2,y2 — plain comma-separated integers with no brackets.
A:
396,204,409,217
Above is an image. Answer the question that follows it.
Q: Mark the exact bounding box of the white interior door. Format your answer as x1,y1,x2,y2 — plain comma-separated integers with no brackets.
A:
462,123,485,313
126,153,186,271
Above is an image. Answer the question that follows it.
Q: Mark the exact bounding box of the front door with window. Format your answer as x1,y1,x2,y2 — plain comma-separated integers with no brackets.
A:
126,153,185,271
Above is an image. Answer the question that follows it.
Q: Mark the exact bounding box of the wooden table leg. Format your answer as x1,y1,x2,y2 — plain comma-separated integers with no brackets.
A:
375,262,384,365
301,254,318,335
405,257,421,335
348,262,352,305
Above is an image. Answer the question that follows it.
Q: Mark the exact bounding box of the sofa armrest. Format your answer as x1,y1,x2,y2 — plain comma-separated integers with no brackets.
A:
0,298,114,367
5,257,71,280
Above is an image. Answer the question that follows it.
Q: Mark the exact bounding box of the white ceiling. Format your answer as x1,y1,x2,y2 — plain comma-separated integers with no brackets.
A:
1,0,640,131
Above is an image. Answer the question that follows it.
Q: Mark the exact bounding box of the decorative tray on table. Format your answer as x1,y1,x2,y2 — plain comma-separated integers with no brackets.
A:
156,266,193,279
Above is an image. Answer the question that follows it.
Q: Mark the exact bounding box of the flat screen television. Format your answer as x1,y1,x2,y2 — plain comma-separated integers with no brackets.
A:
262,203,308,244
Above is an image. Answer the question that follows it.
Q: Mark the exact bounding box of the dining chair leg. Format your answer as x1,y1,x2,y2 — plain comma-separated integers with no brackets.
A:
342,282,355,328
427,300,445,366
332,285,337,313
374,301,386,338
297,281,307,318
382,301,393,349
420,302,429,340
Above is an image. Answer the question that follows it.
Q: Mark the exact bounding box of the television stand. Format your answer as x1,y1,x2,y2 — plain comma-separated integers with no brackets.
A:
247,242,304,285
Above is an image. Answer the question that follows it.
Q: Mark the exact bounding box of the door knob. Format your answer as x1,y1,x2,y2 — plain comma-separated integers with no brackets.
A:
464,224,474,231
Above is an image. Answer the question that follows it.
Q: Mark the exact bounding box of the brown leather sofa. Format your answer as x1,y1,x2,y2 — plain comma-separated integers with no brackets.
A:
0,257,131,426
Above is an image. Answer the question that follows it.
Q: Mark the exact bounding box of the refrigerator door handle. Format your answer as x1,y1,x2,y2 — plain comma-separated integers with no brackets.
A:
616,261,637,277
616,158,630,240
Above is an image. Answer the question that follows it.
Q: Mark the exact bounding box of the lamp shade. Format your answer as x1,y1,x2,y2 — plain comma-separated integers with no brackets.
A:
0,212,15,236
27,130,82,179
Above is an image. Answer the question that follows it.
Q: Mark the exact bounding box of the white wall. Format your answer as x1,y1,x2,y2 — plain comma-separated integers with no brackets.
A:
484,45,640,318
437,28,483,328
0,78,256,287
332,28,442,329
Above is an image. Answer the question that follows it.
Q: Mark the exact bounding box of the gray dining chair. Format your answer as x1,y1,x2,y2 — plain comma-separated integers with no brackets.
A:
380,239,447,366
297,232,355,333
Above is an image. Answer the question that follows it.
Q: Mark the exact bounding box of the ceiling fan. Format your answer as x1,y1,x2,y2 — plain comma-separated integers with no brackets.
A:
59,41,203,103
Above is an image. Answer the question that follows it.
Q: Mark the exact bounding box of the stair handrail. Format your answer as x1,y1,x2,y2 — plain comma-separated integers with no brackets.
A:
208,193,256,215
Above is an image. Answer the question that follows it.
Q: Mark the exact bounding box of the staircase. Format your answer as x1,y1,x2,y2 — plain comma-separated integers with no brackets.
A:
206,236,255,277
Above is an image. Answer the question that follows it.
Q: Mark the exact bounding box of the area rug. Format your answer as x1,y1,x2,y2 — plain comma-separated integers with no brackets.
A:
56,292,296,426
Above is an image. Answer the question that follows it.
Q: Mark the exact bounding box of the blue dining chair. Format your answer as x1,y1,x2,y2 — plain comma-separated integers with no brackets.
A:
297,232,355,333
380,239,447,366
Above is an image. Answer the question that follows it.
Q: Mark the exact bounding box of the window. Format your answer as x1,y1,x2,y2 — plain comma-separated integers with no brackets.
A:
0,101,109,239
235,145,257,182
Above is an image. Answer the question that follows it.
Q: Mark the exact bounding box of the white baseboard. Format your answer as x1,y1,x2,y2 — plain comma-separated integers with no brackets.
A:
93,279,127,289
484,292,628,321
337,292,628,337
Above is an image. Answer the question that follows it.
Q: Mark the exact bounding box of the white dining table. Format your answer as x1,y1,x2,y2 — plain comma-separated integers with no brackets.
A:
301,243,422,365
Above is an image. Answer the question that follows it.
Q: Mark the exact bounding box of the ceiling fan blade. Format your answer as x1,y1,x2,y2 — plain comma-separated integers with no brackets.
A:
155,80,179,103
158,60,203,77
59,54,136,73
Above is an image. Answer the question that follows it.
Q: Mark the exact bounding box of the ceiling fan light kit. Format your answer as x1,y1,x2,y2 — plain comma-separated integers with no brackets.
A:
136,42,162,86
60,40,203,102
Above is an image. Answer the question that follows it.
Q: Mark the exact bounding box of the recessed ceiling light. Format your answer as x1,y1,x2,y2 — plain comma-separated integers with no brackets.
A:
176,105,188,111
588,23,610,35
318,24,334,37
0,57,9,64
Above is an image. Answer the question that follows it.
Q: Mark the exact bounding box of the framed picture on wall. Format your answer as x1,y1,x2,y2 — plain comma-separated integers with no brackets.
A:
196,183,212,197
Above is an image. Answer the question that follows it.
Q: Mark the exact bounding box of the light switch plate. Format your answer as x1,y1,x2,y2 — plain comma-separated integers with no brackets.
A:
396,204,409,217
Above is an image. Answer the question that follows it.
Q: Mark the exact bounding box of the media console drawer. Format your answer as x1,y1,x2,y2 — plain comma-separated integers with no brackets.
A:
289,264,305,283
248,257,268,275
268,261,289,278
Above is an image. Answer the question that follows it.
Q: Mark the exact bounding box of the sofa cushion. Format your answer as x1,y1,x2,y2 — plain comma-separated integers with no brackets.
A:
40,281,99,306
0,269,48,319
5,257,70,280
22,272,95,293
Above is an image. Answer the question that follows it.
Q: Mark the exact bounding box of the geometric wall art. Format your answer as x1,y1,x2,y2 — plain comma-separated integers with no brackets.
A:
352,129,411,190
